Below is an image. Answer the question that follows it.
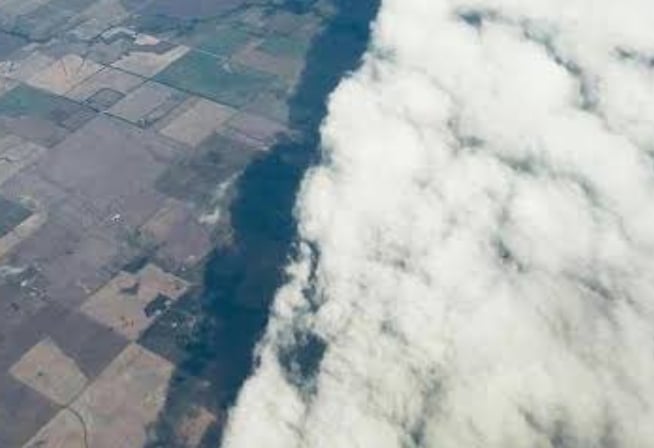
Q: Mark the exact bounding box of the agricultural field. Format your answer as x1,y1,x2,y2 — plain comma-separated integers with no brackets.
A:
0,0,338,446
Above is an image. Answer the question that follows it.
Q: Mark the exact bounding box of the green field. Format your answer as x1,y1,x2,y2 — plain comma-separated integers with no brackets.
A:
259,35,311,59
154,50,275,108
195,25,253,57
0,84,94,128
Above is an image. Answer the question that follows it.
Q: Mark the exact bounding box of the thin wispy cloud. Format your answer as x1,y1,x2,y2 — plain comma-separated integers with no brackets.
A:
222,0,654,447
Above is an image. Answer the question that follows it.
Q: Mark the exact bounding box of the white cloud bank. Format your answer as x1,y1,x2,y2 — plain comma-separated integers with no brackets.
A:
222,0,654,447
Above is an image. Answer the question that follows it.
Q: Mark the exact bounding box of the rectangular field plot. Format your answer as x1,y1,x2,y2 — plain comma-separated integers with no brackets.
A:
25,54,103,95
8,0,98,41
258,35,311,59
0,85,95,131
108,81,187,128
154,133,258,207
197,26,252,56
0,195,32,238
154,50,275,108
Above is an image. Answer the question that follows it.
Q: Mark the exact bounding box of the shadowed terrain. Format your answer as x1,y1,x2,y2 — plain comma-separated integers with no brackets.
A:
142,1,380,446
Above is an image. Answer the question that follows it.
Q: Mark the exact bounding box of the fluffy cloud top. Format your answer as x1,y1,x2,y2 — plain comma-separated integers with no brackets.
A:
222,1,654,447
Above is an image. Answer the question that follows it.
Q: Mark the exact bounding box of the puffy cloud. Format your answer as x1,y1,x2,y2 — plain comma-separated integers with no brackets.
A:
222,0,654,447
